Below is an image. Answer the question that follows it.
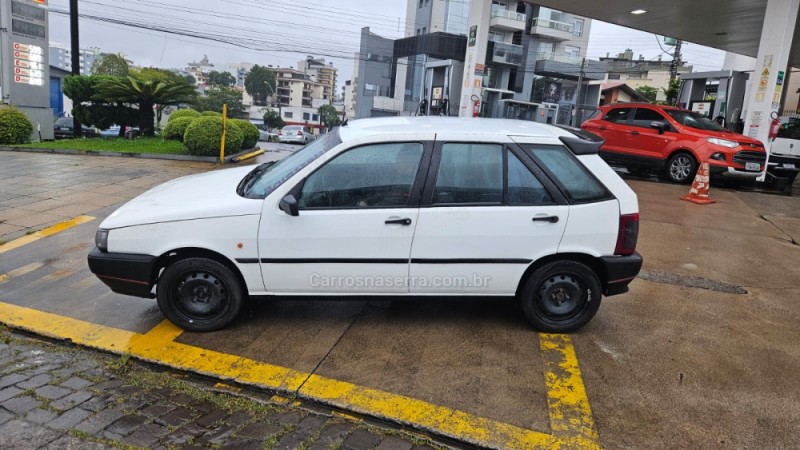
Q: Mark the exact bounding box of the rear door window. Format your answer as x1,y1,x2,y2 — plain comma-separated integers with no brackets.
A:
433,143,503,205
602,108,632,124
521,145,612,203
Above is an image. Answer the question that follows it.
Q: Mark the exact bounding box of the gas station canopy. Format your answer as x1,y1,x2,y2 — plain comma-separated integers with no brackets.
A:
531,0,800,67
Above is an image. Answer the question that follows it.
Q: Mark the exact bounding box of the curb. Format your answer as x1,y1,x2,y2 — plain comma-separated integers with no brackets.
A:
0,145,260,163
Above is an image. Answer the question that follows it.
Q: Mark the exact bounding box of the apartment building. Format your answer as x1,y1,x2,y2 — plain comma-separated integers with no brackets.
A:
599,49,693,102
297,56,337,103
49,42,100,75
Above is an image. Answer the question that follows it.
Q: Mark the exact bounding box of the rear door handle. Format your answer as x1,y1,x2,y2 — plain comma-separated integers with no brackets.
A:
532,216,559,223
630,131,640,135
599,126,607,131
385,218,412,225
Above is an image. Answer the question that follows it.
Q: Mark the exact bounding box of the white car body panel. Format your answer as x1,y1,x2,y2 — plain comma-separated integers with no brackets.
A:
101,166,260,229
771,137,800,159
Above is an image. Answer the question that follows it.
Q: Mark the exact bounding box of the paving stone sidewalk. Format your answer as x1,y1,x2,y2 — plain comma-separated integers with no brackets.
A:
0,331,450,450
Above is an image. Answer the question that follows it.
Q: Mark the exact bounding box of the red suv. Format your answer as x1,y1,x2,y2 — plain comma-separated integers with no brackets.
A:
582,103,767,183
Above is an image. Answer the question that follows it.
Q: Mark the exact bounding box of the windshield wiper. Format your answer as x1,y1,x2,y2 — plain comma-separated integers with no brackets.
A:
236,161,275,197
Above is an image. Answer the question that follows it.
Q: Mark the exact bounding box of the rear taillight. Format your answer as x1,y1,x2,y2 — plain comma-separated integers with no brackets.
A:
615,213,639,256
297,131,303,136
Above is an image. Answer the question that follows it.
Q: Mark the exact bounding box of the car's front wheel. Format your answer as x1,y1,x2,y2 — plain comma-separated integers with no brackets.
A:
156,257,244,332
520,261,602,333
666,152,697,183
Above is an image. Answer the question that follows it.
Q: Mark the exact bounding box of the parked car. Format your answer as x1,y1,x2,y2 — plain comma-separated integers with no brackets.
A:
53,117,99,139
278,125,315,145
768,119,800,187
582,103,767,183
88,117,642,333
253,123,277,142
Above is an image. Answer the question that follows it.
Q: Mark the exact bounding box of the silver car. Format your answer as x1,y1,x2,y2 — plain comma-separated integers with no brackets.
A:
278,125,315,145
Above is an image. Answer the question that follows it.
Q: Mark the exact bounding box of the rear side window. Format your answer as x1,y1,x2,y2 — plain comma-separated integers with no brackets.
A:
433,143,503,204
508,152,554,205
602,108,632,124
522,145,611,203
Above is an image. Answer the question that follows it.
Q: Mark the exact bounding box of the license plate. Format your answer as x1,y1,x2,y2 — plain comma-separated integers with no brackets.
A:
745,162,761,171
60,127,70,131
784,163,797,169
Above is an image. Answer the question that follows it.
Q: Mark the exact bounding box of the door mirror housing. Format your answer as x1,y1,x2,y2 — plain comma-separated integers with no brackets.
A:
279,194,299,216
651,121,667,134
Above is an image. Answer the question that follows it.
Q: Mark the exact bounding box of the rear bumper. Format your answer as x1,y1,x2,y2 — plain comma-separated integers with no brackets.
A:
278,136,305,143
87,248,157,298
600,252,643,296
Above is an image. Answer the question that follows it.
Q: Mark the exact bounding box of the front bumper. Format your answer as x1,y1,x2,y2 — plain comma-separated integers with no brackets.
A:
709,165,764,179
600,252,643,296
87,248,157,298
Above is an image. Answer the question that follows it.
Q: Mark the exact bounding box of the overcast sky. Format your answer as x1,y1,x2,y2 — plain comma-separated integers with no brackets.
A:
47,0,725,90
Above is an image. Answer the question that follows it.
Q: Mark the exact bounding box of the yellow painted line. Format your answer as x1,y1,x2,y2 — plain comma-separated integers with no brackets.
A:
0,302,599,449
231,148,265,162
215,382,242,393
0,275,7,283
0,216,95,254
540,333,600,449
8,262,44,278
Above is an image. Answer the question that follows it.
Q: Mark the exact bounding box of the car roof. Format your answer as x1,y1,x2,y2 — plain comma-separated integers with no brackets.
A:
603,103,682,111
339,117,572,141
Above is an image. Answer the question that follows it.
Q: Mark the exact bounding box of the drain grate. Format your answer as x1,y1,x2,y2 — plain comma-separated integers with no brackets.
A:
638,270,748,295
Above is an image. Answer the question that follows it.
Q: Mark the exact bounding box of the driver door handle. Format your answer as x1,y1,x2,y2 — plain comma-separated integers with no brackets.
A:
385,218,412,226
630,131,640,135
532,215,559,223
598,126,607,131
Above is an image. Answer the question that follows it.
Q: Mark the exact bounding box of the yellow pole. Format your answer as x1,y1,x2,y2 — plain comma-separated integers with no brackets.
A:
220,104,228,164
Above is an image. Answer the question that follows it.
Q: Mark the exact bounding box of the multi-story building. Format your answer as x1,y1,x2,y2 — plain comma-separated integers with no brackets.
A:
49,42,100,75
297,56,337,104
220,62,255,88
251,67,327,130
186,55,215,86
600,49,693,102
356,1,605,125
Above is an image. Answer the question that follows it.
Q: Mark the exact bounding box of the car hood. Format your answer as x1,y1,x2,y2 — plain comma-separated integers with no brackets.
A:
101,166,263,229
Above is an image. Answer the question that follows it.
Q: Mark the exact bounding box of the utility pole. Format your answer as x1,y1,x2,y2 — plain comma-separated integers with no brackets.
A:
69,0,81,137
669,40,683,81
572,57,586,127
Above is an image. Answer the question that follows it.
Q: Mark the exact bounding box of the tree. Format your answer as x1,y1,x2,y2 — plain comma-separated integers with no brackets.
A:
635,85,659,104
63,75,137,136
195,86,244,118
244,65,276,106
132,68,197,124
318,104,341,129
183,74,197,85
208,71,236,87
95,77,197,137
91,54,129,77
663,78,681,106
263,110,284,130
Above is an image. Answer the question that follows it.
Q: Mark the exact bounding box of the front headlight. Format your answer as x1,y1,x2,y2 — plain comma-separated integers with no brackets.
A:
707,137,738,148
95,229,109,252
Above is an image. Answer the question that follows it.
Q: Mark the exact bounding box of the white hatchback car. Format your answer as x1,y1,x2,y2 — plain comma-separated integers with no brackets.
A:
89,117,642,333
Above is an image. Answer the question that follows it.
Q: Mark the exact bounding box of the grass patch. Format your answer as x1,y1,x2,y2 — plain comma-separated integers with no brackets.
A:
15,137,188,155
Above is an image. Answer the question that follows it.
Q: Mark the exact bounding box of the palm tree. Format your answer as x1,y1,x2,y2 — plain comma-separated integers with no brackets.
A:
96,77,196,137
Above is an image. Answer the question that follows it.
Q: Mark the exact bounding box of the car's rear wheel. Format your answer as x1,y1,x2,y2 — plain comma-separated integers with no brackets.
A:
157,257,244,332
666,152,697,183
520,261,602,333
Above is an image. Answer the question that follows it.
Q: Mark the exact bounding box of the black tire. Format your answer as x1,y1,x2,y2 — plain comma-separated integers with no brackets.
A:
520,261,602,333
666,152,697,184
156,257,244,332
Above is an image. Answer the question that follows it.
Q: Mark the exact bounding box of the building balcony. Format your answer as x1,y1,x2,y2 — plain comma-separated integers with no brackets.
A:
535,52,582,66
529,18,575,41
487,41,524,67
490,6,526,32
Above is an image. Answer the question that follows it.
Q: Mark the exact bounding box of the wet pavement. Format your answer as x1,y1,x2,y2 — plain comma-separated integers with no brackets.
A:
0,331,444,450
1,148,800,449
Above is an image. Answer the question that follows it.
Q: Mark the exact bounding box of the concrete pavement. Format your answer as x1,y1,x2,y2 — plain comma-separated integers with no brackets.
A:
1,148,800,449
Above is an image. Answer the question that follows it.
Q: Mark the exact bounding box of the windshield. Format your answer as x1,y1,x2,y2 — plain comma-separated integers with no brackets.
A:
239,129,341,199
666,110,725,132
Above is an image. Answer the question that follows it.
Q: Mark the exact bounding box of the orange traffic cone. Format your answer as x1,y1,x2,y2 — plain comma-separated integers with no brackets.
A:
680,162,715,205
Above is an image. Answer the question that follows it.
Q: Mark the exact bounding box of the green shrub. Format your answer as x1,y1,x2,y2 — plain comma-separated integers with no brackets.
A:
162,116,195,141
201,111,221,117
232,119,260,149
168,109,200,122
183,116,243,156
0,107,33,145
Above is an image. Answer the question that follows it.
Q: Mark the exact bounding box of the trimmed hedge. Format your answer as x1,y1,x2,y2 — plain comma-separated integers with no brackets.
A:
201,111,222,117
162,116,195,141
0,107,33,145
168,109,200,123
232,119,260,149
183,116,243,156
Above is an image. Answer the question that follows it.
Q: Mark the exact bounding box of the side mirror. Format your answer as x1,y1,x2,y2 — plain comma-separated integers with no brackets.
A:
651,121,666,134
279,194,299,216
